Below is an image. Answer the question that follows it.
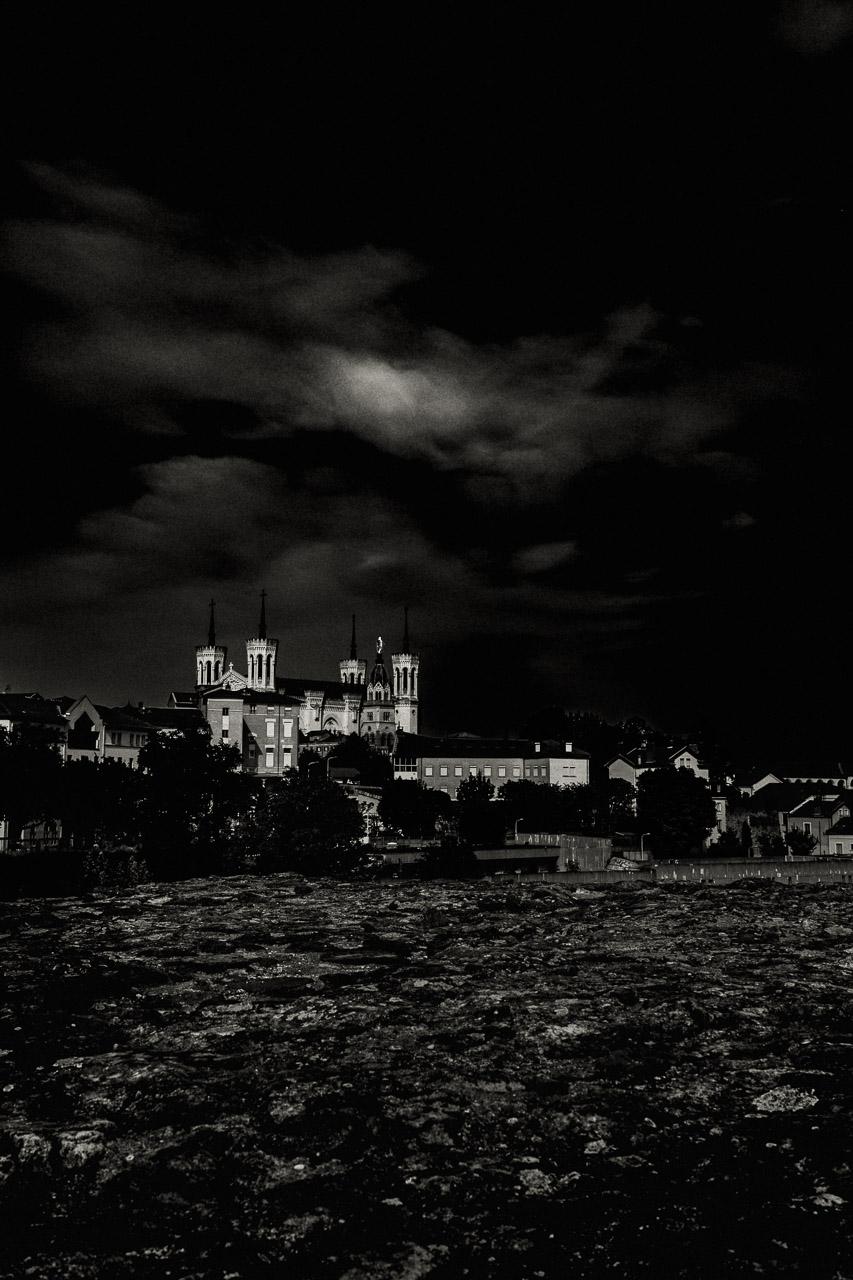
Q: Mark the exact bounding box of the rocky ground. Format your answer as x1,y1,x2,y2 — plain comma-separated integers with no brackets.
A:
2,875,853,1278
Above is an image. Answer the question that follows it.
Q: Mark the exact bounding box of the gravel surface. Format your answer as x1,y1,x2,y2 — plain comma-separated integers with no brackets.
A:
2,874,853,1278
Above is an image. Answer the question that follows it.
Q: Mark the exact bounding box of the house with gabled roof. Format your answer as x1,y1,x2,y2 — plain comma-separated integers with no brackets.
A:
787,792,852,855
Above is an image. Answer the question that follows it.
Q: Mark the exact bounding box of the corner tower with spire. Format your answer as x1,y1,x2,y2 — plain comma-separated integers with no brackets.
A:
339,614,367,686
195,599,227,688
245,590,278,692
392,606,419,734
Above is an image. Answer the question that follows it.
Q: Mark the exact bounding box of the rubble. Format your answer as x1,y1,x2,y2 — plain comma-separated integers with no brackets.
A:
1,874,853,1276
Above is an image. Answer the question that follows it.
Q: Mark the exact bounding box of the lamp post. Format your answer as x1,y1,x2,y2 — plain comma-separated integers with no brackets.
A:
514,817,526,842
639,831,651,858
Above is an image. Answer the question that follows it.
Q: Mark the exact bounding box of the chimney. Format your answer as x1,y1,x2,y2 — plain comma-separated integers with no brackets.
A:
565,742,572,753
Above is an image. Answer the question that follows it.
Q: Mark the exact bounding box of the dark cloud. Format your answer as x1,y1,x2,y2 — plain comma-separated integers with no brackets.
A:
6,169,792,503
779,1,853,52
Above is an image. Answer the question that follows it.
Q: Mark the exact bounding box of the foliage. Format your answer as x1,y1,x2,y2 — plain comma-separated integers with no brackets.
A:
455,774,505,847
327,733,393,786
754,829,787,858
785,827,818,857
56,758,141,848
81,844,151,891
251,772,366,875
498,777,626,836
136,726,257,877
712,829,742,856
379,780,451,838
637,767,717,859
0,725,65,844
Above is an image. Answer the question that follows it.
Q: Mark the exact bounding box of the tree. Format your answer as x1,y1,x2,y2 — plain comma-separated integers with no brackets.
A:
755,828,786,858
785,828,818,858
56,757,142,848
0,725,64,846
606,778,637,832
327,734,393,786
637,767,717,859
456,774,504,847
379,780,450,838
251,772,366,874
136,726,257,877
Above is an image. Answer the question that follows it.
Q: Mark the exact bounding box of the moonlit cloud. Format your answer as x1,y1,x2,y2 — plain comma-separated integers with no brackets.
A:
5,167,791,499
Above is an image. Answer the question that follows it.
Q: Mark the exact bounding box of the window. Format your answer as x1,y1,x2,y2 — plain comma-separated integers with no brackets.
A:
221,729,229,739
483,766,491,776
498,766,506,777
383,711,391,721
266,720,275,738
222,706,230,718
804,821,812,835
425,765,433,776
265,748,274,767
282,719,293,737
440,765,448,777
454,765,462,776
470,765,478,775
513,767,521,777
440,786,448,793
836,842,843,855
281,751,292,768
367,711,373,721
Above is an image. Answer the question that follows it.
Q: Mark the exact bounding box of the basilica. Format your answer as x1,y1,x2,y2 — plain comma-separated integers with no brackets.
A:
192,596,419,768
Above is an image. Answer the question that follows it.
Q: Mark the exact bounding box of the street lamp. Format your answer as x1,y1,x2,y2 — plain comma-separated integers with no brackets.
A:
639,831,651,858
514,817,526,841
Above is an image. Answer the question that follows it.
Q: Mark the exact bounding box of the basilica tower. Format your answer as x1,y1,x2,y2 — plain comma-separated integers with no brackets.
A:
392,607,419,734
195,599,227,688
246,590,278,692
363,636,396,749
339,614,367,686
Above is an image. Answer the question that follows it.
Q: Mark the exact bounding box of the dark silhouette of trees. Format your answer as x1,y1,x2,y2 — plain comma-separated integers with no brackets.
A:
455,775,504,847
785,828,818,858
327,734,393,786
136,726,257,877
0,726,64,846
379,780,451,838
637,767,717,858
250,772,365,874
57,758,141,848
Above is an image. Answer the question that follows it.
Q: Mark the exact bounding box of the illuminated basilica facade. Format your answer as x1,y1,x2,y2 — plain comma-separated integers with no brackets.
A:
192,596,419,758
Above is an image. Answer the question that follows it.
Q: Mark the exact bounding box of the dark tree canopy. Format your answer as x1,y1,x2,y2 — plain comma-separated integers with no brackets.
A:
251,772,365,875
379,780,450,838
637,767,717,859
0,725,64,845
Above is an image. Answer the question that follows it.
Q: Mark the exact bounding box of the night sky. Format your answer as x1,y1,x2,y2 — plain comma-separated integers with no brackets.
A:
3,7,851,757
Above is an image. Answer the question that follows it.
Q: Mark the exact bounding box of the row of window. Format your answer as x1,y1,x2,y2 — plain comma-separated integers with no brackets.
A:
108,732,146,747
425,763,523,779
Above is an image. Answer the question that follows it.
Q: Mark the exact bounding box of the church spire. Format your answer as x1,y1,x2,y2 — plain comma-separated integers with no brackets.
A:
208,598,216,647
350,613,357,660
258,589,267,640
403,605,410,652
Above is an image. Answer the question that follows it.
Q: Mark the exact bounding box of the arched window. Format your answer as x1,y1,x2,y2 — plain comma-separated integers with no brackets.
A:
214,661,220,681
266,654,271,684
197,663,203,685
402,667,408,693
205,660,212,684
